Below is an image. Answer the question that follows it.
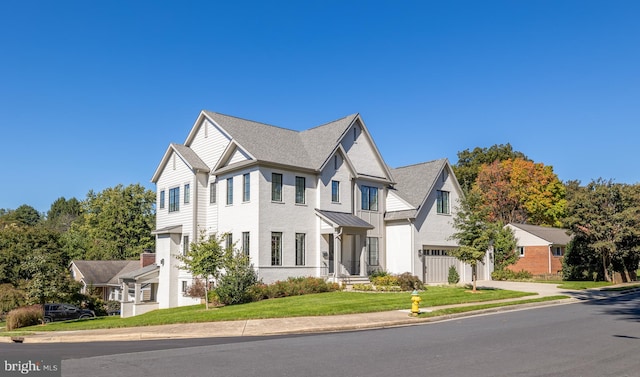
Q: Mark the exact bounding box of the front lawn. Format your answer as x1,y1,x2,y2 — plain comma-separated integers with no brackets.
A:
11,286,534,332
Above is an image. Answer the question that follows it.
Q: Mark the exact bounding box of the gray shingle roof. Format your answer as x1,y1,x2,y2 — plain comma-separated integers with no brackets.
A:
510,223,573,245
316,210,374,229
72,260,139,287
118,264,159,282
203,111,359,171
172,143,210,172
390,159,447,207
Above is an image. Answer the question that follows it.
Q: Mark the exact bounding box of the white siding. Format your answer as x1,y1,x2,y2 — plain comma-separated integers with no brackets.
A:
156,152,195,232
227,146,251,166
506,224,549,246
386,191,413,212
386,223,413,274
188,119,231,169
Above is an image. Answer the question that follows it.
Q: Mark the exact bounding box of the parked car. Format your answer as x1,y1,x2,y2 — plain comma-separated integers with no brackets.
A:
43,303,95,323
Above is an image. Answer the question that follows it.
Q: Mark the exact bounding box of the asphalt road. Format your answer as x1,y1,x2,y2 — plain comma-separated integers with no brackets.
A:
3,291,639,377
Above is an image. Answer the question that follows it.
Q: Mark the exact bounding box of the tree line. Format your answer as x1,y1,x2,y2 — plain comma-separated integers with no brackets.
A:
451,144,640,283
0,184,155,313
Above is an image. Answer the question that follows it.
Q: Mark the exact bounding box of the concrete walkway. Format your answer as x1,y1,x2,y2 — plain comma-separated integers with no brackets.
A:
3,281,637,344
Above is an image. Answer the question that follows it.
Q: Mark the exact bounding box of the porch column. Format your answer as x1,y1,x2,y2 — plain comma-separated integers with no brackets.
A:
121,282,129,302
334,229,342,280
134,283,142,304
360,234,367,277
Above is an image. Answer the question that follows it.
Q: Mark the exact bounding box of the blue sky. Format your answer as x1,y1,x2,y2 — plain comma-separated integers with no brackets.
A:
2,1,639,213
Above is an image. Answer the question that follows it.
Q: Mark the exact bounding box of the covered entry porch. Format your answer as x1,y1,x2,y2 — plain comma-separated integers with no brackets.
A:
316,210,375,284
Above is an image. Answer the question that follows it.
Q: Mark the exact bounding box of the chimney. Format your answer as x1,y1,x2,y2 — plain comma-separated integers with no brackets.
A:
140,252,155,268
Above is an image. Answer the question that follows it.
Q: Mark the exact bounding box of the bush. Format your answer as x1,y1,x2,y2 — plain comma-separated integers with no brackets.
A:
249,277,341,301
397,272,423,291
371,275,399,287
448,266,460,285
491,269,533,281
186,279,206,298
6,305,43,330
352,283,374,291
369,269,390,279
215,261,260,305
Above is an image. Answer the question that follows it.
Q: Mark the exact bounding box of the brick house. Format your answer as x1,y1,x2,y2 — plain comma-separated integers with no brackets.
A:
506,223,573,276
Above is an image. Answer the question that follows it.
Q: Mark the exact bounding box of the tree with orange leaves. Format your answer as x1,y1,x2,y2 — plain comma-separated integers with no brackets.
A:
473,158,566,227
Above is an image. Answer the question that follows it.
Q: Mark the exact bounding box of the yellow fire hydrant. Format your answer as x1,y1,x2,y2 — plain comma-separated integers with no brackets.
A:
410,290,421,316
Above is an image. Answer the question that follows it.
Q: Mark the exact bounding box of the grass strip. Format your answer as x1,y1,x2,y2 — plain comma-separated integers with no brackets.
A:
422,295,571,317
7,286,534,333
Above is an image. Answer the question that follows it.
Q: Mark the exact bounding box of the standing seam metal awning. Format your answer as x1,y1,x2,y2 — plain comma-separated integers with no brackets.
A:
315,209,374,229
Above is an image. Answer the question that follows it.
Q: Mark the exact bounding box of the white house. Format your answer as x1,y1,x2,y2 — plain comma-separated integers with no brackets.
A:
133,110,479,315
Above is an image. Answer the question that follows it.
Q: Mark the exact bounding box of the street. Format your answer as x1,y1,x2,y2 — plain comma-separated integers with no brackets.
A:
3,291,639,377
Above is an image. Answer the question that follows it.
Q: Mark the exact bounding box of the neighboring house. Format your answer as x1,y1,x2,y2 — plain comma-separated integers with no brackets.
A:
149,110,477,312
70,253,159,317
506,223,572,276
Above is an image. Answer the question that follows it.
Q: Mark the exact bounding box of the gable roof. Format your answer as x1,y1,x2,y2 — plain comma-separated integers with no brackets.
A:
390,159,448,208
151,143,210,183
200,111,393,182
71,260,140,286
509,223,573,245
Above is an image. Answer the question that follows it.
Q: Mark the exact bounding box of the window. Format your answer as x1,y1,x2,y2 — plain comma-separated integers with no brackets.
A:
181,281,188,294
518,247,525,257
243,173,250,202
242,232,250,256
271,232,282,266
184,184,190,204
437,190,450,214
361,186,378,211
272,173,283,202
553,247,563,257
159,190,165,209
295,176,306,204
182,235,189,256
331,180,340,202
295,233,305,266
210,182,217,204
353,127,358,141
225,233,233,250
169,187,180,212
334,155,339,170
367,237,379,266
226,178,233,205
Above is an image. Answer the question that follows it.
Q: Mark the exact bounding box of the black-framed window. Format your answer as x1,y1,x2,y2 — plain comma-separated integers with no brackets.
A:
271,232,282,266
160,190,165,209
242,232,250,256
331,180,340,202
361,185,378,211
182,235,189,256
295,233,305,266
243,173,250,202
227,178,233,205
225,233,233,250
184,184,190,204
295,176,306,204
272,173,283,202
437,190,450,214
169,187,180,212
210,182,216,204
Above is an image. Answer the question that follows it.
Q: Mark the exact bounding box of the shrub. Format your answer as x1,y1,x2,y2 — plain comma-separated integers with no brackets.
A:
6,305,43,330
186,279,206,298
369,269,390,279
371,275,399,287
352,284,374,291
397,272,423,291
248,277,340,301
491,269,533,281
215,261,260,305
448,266,460,285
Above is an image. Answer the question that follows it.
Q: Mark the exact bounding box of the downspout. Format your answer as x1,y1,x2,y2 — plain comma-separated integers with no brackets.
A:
548,244,552,274
408,218,415,278
193,172,199,237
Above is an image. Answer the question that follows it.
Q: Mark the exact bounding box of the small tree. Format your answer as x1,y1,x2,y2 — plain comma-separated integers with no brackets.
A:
493,223,518,271
215,251,259,305
177,231,228,309
449,191,492,292
448,266,460,285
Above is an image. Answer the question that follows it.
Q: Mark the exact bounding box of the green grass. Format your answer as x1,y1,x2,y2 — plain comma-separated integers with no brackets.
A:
602,283,640,292
8,286,534,333
532,280,614,290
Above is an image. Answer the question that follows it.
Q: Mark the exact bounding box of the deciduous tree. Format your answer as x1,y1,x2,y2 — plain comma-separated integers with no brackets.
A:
453,143,529,192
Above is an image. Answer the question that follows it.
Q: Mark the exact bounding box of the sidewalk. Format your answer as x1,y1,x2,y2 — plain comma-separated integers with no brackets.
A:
3,282,636,344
